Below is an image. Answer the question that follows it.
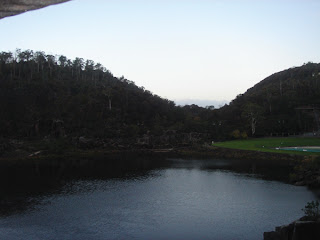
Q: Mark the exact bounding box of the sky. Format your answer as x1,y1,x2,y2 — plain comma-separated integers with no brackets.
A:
0,0,319,107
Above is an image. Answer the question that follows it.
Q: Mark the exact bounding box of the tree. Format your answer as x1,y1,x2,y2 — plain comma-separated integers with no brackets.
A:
103,87,113,111
94,62,105,72
242,103,264,136
206,105,215,110
85,60,95,71
85,59,95,82
58,55,67,67
0,51,13,63
34,51,46,73
18,49,33,62
0,51,13,75
73,57,84,80
46,54,56,77
302,200,320,220
18,49,34,80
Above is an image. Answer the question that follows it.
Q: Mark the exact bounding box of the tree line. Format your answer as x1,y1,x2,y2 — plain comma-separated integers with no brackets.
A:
1,49,319,145
217,62,320,138
0,49,216,143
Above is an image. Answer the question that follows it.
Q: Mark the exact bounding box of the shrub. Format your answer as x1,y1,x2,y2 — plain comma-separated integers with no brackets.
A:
301,200,320,219
241,131,248,139
231,129,241,139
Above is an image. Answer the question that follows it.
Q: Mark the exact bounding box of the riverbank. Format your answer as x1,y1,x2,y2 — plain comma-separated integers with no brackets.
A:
0,143,304,163
196,146,320,188
213,137,320,155
180,145,304,161
264,216,320,240
1,139,319,240
1,137,320,188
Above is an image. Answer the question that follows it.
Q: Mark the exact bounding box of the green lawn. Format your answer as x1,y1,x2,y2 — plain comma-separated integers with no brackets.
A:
212,137,320,155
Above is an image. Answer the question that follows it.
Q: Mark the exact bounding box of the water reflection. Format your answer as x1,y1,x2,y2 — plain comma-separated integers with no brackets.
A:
0,155,301,217
0,155,169,216
168,158,294,182
0,155,318,240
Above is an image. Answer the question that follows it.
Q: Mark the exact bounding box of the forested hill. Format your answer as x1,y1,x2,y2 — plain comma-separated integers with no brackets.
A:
217,62,320,138
0,49,214,149
0,49,319,150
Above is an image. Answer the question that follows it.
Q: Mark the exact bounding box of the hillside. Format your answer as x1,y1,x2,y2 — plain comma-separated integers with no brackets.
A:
217,62,320,138
0,49,319,153
0,49,213,151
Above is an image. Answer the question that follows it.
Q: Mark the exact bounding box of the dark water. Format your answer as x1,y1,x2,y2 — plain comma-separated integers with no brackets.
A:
0,156,318,240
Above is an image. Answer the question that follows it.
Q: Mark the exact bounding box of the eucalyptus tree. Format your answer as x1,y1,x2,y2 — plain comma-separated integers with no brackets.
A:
0,51,13,63
18,49,33,62
58,55,67,67
18,49,34,80
34,51,46,73
66,59,73,76
57,55,68,80
13,48,21,77
0,51,13,76
94,62,108,83
85,59,95,82
73,57,84,80
241,102,264,136
46,54,56,77
102,86,113,111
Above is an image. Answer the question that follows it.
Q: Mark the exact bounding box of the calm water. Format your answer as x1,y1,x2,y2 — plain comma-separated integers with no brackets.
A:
0,156,318,240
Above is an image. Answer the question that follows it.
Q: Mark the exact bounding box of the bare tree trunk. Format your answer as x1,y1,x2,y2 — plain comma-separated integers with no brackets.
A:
108,98,112,111
269,103,272,113
251,117,256,136
313,109,320,134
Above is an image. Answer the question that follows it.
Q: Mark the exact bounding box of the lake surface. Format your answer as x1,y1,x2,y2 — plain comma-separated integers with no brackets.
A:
280,146,320,153
0,156,318,240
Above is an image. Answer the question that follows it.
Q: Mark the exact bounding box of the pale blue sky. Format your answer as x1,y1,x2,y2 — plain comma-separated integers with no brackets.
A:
1,0,319,106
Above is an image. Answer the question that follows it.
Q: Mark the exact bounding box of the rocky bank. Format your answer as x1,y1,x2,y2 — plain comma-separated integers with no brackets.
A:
264,217,320,240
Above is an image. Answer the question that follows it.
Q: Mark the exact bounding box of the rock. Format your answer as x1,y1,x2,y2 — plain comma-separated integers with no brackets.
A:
28,119,66,138
0,0,71,19
78,136,94,149
263,231,281,240
137,134,150,146
294,181,305,186
77,137,105,149
305,171,313,178
0,138,12,156
264,220,320,240
275,223,294,240
28,150,43,157
293,221,320,240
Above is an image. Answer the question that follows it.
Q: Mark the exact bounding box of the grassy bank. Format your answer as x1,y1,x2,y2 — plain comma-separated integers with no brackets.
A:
213,137,320,155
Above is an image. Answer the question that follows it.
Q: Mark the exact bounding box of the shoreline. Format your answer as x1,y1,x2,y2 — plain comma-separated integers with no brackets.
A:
1,145,319,240
0,145,305,162
1,145,319,188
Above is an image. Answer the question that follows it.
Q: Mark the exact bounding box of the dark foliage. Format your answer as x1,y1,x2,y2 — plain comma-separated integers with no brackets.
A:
1,49,319,143
217,62,320,138
0,49,213,141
